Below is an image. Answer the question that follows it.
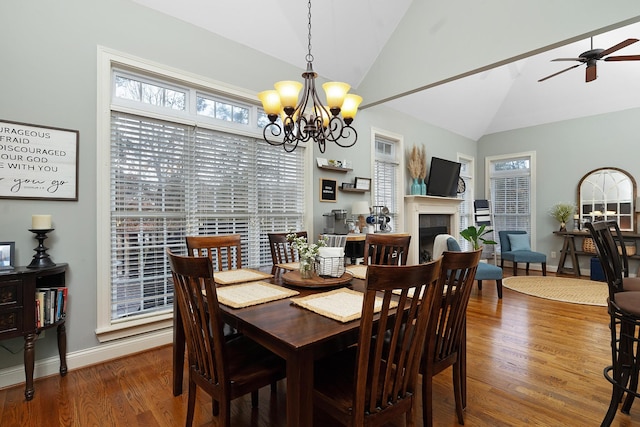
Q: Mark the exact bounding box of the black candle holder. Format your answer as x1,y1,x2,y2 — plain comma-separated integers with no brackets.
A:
27,228,55,268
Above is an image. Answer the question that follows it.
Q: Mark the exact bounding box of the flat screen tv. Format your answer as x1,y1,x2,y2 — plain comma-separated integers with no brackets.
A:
426,157,461,197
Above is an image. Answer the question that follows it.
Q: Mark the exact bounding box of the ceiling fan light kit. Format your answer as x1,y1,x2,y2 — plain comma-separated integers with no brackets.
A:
538,37,640,83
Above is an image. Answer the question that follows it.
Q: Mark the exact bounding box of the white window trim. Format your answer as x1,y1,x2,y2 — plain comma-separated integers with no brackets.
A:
371,127,404,232
484,151,537,249
96,46,312,342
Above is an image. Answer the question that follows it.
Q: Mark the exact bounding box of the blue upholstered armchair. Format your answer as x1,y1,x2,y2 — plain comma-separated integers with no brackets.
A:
498,230,547,276
446,237,503,299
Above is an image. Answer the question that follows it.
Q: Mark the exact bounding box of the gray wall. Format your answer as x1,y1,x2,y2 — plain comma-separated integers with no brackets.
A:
1,0,638,384
477,107,640,273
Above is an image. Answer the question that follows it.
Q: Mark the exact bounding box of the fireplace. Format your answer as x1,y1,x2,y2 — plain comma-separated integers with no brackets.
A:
404,195,462,265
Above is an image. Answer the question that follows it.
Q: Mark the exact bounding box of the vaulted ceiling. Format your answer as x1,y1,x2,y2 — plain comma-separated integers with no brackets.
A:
132,0,640,141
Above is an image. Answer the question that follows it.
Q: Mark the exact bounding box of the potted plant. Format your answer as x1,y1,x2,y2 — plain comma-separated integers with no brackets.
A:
460,225,497,250
549,202,575,231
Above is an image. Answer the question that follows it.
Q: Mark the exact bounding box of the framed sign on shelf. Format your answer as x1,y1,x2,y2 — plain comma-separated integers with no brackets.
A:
0,120,79,201
320,178,337,202
355,177,371,191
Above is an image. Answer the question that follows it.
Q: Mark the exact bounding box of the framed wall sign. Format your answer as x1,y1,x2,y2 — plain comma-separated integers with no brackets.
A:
0,242,15,270
0,120,79,201
320,178,337,202
355,177,371,191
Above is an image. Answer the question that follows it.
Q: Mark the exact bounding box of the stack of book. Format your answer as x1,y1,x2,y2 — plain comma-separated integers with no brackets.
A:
35,287,68,328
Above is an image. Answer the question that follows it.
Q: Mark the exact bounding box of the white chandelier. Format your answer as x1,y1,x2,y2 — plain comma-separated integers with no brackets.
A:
258,0,362,153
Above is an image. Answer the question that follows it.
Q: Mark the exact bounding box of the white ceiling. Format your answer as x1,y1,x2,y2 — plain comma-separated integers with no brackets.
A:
132,0,640,141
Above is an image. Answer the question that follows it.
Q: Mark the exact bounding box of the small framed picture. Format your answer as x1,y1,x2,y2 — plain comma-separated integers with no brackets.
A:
355,177,371,191
320,178,337,202
0,242,15,270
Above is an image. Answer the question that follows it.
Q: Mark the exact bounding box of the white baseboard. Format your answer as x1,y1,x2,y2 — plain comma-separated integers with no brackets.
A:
0,328,172,390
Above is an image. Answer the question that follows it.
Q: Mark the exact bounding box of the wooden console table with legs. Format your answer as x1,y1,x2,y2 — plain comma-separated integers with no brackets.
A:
0,263,68,400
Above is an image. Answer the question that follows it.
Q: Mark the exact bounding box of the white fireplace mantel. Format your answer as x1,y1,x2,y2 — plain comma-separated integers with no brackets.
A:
404,195,463,265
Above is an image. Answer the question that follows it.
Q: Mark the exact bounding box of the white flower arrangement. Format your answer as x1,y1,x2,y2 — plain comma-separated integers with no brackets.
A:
286,233,326,261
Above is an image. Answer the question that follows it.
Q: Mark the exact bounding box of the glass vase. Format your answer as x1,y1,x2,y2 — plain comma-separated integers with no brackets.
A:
420,178,427,195
299,257,314,279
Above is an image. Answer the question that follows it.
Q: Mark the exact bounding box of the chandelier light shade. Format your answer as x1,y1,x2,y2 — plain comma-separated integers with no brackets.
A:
258,0,362,153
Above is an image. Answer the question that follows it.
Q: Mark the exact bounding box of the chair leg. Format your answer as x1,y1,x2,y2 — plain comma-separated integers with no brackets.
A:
453,363,465,425
526,263,530,275
477,280,483,290
422,373,434,427
497,279,503,299
186,377,197,427
270,381,278,394
542,262,547,276
251,390,259,408
513,262,518,276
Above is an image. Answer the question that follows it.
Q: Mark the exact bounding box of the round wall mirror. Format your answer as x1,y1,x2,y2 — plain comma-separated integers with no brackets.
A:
578,167,636,232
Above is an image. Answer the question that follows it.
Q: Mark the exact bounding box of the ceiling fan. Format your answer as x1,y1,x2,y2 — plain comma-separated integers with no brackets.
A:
538,37,640,83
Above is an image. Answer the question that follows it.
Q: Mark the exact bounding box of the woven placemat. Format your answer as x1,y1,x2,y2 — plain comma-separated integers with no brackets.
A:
346,265,367,279
216,281,299,309
214,268,273,285
275,262,299,271
291,288,397,323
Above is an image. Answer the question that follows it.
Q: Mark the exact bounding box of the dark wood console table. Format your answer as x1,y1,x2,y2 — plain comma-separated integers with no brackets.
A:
0,263,68,400
554,230,640,276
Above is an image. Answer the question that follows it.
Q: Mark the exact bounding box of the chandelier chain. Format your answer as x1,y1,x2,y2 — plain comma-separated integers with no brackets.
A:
306,0,313,63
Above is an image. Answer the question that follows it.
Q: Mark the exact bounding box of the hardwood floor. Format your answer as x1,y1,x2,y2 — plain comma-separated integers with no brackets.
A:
1,270,639,426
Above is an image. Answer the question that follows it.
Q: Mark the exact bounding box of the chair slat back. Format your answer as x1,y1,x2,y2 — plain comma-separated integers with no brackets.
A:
167,249,228,398
426,249,482,367
363,234,411,266
268,232,307,264
186,234,242,271
586,221,625,298
352,260,442,423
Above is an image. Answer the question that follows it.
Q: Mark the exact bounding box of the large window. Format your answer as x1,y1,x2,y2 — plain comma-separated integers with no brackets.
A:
97,50,307,340
373,132,403,231
487,152,536,250
457,155,474,251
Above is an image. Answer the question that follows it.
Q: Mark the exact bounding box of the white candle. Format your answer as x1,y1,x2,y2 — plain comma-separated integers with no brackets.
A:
32,215,52,230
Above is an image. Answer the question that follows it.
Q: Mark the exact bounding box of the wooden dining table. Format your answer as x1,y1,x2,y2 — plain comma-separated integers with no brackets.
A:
172,267,366,427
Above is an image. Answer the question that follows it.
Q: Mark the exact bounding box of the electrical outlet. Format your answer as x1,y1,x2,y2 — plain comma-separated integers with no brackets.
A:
551,251,557,259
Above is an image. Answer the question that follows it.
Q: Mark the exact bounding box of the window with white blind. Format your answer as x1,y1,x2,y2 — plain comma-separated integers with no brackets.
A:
487,153,536,250
373,134,402,229
98,51,306,339
457,156,474,251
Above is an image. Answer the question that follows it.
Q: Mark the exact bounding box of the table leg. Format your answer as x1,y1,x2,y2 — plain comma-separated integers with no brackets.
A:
173,304,185,396
57,322,68,376
286,348,314,427
557,235,580,276
24,333,36,401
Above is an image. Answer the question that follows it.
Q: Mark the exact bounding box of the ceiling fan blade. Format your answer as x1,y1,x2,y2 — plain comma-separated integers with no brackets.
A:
598,38,639,57
551,57,583,62
604,54,640,61
538,63,582,82
585,64,597,82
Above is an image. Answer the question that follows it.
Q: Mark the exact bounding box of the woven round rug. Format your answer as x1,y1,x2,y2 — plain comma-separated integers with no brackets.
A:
502,276,608,306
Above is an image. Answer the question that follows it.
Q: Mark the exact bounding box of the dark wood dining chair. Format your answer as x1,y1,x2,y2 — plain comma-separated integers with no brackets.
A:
363,233,411,266
313,259,443,427
167,249,286,427
185,234,242,271
421,248,482,427
268,231,307,264
585,221,640,426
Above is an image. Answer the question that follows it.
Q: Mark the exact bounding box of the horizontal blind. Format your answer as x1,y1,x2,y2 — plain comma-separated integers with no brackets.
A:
110,113,188,319
110,112,305,321
491,174,531,242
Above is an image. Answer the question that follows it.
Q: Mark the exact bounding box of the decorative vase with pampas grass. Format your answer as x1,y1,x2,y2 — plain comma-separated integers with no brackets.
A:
419,145,427,195
407,146,422,195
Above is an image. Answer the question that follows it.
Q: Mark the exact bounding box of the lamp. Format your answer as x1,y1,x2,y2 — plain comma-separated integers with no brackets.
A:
258,0,362,153
352,201,370,233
